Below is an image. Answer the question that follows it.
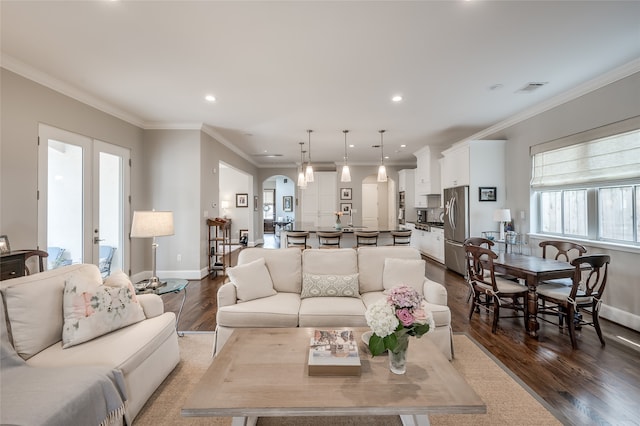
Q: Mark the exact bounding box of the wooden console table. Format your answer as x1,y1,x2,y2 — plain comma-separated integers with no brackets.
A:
0,250,48,281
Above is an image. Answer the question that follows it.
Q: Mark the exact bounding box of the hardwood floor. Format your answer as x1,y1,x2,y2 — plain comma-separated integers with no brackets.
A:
160,241,640,425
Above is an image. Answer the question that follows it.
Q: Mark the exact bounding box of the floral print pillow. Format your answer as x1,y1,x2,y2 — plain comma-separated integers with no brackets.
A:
62,269,146,348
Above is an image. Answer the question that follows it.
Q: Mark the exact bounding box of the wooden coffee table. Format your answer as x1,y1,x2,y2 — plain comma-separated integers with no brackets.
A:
181,328,485,426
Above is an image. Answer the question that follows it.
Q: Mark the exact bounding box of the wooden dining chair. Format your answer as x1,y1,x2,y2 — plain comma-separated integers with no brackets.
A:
354,231,379,247
286,231,311,250
463,237,518,304
390,230,412,246
24,250,49,275
536,254,610,349
539,240,588,287
316,231,341,249
465,244,528,333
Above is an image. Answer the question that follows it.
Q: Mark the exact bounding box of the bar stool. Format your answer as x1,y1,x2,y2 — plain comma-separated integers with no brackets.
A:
317,231,342,249
287,231,310,250
390,230,412,246
354,231,379,247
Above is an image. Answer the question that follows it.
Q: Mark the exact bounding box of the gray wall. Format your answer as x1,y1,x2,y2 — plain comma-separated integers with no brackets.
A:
0,69,145,272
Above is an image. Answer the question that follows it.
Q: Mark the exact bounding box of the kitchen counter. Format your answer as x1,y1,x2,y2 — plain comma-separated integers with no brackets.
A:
280,224,404,248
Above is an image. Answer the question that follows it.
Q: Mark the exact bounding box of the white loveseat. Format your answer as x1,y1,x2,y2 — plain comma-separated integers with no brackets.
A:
0,264,180,424
215,247,453,360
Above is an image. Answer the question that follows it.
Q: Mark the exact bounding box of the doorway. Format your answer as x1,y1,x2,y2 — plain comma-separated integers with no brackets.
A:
37,124,130,275
361,176,396,229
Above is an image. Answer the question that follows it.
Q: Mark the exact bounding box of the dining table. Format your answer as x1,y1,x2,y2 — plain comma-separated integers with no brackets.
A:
491,252,577,338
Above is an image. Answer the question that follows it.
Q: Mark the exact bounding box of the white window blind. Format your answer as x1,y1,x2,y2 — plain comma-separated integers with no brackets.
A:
531,128,640,187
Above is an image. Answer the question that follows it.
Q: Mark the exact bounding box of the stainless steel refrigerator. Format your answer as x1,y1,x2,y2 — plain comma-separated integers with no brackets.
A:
444,186,469,275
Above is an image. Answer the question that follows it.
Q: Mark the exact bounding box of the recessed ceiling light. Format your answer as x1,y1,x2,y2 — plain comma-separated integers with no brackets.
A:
205,95,216,102
391,95,403,102
349,144,355,148
400,144,406,148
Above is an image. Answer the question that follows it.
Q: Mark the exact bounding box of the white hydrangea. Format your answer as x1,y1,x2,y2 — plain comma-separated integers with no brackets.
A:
365,299,399,337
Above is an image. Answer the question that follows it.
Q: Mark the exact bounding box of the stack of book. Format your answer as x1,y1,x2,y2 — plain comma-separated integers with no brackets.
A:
307,329,361,376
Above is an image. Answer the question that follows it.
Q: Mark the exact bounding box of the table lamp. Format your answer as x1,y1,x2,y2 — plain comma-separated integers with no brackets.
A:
130,210,174,289
493,209,511,241
220,200,230,218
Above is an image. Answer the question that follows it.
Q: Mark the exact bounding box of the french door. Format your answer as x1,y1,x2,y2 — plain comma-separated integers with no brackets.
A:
37,124,130,274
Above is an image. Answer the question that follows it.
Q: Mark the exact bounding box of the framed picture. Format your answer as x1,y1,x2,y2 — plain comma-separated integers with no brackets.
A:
283,196,293,212
340,188,352,200
239,229,249,246
0,235,10,254
236,193,249,208
254,195,259,211
479,187,497,202
340,203,352,214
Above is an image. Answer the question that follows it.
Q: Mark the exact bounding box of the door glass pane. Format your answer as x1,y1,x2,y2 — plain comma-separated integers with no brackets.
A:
98,152,123,277
47,140,83,267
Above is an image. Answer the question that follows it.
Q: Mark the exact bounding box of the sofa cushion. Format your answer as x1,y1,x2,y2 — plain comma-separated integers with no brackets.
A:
27,312,176,375
216,293,300,328
383,258,426,296
238,248,302,293
357,247,421,293
300,273,360,298
62,267,146,348
227,257,277,302
302,248,358,275
0,264,93,360
298,297,368,328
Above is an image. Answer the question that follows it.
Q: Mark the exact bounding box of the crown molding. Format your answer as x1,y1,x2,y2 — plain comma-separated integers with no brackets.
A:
201,124,259,167
462,58,640,142
1,53,146,128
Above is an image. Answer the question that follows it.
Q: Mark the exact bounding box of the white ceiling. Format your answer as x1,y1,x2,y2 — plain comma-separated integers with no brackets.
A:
2,1,639,167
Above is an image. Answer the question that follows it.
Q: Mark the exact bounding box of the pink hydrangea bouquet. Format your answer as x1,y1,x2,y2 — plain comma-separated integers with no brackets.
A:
364,284,434,356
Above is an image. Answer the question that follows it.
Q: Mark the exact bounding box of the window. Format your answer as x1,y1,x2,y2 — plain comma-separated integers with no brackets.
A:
532,121,640,246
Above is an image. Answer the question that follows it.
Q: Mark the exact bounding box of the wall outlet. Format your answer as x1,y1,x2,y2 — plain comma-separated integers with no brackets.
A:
177,254,181,262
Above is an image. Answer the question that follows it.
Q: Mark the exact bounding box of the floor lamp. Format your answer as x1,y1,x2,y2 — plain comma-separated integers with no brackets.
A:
131,210,174,289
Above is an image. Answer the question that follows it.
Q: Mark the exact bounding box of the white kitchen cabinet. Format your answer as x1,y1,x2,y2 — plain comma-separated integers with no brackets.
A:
398,169,417,223
441,143,470,189
413,146,441,203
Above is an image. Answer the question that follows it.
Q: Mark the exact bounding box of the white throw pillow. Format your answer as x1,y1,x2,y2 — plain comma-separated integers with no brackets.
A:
62,269,146,349
382,258,426,296
227,257,277,302
301,273,360,298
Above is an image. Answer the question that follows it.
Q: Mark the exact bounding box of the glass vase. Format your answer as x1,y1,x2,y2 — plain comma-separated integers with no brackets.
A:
335,217,342,230
388,334,409,374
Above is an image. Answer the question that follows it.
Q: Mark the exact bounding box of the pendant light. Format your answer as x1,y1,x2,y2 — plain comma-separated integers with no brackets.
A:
341,130,351,182
377,130,388,182
297,142,307,189
305,129,315,183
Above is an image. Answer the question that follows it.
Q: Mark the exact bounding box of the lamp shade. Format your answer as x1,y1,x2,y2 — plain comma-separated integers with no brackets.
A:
130,211,174,238
220,200,230,209
493,209,511,223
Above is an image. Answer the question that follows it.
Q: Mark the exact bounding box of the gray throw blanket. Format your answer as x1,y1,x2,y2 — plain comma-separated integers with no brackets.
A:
1,302,127,426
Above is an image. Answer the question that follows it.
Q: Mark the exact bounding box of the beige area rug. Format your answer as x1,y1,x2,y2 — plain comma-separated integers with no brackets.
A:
134,333,564,426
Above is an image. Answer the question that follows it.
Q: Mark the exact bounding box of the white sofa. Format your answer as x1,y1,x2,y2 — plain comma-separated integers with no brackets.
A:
0,264,180,424
215,247,453,360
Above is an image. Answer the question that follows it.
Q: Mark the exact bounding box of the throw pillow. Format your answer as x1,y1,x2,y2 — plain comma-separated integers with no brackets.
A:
301,273,360,298
227,257,277,302
382,258,426,296
62,270,146,349
103,270,140,299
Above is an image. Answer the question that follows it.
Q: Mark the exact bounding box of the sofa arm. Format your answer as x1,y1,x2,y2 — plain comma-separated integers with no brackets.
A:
218,282,238,307
137,294,165,318
423,278,448,306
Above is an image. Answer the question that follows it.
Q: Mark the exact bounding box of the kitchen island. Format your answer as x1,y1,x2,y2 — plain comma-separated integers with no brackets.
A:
280,223,406,248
